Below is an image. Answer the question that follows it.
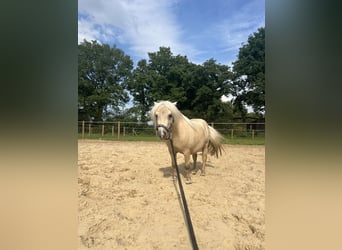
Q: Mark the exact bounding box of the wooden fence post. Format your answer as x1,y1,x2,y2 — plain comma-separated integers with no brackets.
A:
211,122,214,128
123,127,126,137
117,121,121,140
102,124,104,137
231,129,234,139
88,123,91,136
252,130,255,140
82,121,85,139
112,125,114,136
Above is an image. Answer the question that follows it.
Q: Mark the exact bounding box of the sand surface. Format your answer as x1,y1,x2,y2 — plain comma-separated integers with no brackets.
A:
78,140,265,249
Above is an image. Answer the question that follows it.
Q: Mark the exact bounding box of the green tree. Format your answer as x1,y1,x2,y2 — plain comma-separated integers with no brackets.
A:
188,59,232,121
232,27,265,116
78,40,133,121
126,59,154,122
128,47,189,121
148,47,188,103
128,47,234,122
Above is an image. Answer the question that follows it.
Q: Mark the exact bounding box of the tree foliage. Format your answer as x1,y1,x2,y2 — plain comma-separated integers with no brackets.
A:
186,59,232,121
128,47,233,122
78,27,265,123
78,40,133,121
232,27,265,115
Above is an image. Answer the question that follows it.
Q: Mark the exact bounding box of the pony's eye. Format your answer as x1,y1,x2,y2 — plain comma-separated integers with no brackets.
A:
168,114,172,119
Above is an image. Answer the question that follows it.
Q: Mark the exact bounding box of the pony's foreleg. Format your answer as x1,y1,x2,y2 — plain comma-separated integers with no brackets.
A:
192,154,198,175
184,154,192,184
201,146,208,176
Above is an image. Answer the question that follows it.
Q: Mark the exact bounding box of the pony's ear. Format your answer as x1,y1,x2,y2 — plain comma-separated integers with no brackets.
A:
154,101,158,106
172,102,177,106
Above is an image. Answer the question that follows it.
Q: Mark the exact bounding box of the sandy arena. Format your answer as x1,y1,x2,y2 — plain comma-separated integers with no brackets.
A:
78,140,265,249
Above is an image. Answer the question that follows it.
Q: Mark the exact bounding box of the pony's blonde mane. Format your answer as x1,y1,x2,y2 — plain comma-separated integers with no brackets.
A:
151,101,195,128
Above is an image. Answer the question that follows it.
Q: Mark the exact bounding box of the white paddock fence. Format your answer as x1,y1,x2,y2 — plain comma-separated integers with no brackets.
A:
78,121,265,140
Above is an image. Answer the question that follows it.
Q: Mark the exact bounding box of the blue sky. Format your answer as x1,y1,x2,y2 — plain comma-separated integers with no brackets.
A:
78,0,264,66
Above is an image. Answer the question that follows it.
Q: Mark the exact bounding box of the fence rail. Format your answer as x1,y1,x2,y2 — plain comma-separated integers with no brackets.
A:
78,121,265,140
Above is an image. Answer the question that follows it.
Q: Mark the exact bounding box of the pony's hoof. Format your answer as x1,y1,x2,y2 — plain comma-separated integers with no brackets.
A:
200,172,205,176
192,171,197,175
185,179,192,184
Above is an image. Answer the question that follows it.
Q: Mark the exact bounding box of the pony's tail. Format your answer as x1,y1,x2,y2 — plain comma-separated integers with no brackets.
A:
208,126,224,158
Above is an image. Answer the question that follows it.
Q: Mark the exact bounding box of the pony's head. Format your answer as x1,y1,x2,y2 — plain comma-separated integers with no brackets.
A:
151,101,179,140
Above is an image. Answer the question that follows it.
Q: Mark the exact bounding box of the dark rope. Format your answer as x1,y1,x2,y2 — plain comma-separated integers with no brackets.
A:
169,137,199,250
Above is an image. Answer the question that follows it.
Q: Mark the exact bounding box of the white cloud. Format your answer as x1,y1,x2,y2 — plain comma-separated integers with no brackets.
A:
78,0,264,65
78,0,194,59
78,18,100,43
213,0,264,63
221,94,234,103
221,94,255,113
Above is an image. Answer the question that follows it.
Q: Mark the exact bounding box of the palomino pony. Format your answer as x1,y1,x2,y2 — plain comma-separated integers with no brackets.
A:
151,101,224,184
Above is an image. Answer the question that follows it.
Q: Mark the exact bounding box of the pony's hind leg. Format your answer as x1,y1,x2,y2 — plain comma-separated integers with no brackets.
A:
201,146,208,176
192,153,198,175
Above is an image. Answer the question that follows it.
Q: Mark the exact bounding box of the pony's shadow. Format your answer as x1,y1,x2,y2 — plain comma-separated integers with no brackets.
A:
159,163,186,178
158,162,215,178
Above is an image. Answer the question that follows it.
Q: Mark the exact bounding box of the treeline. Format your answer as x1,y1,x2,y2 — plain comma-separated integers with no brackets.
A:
78,27,264,123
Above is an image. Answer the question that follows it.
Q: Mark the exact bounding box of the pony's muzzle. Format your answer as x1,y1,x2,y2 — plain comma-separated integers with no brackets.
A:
157,126,170,140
